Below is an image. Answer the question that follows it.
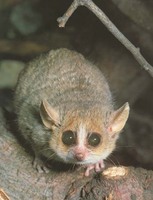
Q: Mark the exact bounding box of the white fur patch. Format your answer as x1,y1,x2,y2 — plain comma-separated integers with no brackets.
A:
77,123,87,147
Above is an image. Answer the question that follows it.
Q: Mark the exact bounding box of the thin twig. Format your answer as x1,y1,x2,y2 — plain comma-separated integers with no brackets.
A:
57,0,153,77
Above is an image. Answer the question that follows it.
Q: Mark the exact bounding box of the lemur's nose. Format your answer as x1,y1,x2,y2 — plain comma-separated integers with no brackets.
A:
75,153,85,161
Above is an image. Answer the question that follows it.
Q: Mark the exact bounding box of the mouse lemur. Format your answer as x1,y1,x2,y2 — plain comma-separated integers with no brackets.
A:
14,48,129,176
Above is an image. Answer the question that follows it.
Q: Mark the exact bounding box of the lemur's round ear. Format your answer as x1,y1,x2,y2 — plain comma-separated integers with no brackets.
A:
40,100,60,129
108,102,130,135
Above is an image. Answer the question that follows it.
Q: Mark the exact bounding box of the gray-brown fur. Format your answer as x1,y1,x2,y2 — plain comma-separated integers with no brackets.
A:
14,48,114,165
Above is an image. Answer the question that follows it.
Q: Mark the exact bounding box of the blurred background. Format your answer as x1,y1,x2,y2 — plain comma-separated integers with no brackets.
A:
0,0,153,169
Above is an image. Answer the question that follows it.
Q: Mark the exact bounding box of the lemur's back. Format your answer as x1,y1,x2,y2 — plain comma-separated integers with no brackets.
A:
14,48,113,114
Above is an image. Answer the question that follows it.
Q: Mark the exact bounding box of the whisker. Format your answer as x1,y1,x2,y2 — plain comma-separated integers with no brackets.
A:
72,163,76,171
106,156,118,167
116,145,134,149
36,147,53,155
46,153,56,162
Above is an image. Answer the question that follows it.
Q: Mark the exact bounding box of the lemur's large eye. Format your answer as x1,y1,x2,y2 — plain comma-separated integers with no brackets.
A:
88,132,101,147
62,130,76,146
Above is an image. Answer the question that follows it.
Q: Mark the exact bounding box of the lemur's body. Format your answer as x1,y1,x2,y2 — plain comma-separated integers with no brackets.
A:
14,48,129,176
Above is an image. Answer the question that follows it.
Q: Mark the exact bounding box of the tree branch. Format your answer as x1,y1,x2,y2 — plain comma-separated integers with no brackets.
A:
57,0,153,77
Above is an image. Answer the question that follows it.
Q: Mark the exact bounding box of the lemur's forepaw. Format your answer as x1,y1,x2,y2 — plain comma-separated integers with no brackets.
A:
33,156,50,173
85,160,105,176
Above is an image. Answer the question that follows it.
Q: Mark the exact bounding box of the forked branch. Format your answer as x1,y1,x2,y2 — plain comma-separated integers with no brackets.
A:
57,0,153,77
